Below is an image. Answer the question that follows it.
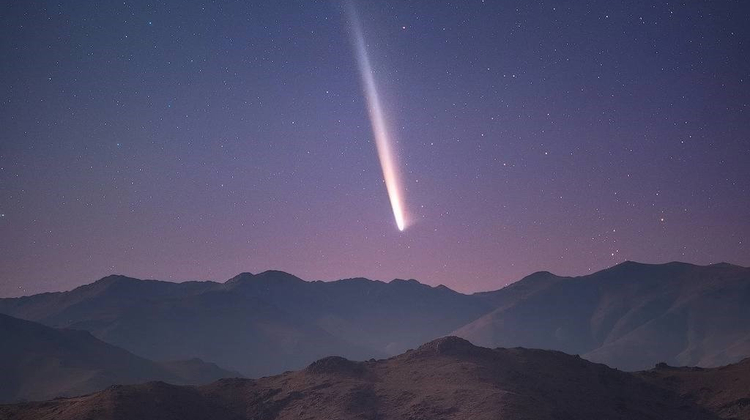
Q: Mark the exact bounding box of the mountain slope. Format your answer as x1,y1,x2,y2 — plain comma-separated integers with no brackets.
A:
639,358,750,420
0,314,237,403
0,337,717,420
454,261,750,370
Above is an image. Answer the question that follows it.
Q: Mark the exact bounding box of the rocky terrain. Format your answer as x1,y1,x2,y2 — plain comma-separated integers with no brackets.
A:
0,337,721,420
639,357,750,420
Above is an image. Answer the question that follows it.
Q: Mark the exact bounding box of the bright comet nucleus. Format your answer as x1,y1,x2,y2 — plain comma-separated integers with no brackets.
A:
346,3,408,232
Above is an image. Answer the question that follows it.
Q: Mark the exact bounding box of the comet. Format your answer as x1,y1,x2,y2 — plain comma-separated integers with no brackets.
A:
346,3,407,231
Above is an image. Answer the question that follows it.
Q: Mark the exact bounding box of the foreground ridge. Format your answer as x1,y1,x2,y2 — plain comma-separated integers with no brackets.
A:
0,337,728,420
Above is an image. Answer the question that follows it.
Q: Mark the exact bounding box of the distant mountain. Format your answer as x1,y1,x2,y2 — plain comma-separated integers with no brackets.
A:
639,358,750,420
454,261,750,370
1,261,749,376
0,271,490,377
0,314,238,403
223,271,490,356
0,337,718,420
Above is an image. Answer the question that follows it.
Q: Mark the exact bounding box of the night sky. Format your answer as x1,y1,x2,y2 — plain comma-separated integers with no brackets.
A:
1,0,748,297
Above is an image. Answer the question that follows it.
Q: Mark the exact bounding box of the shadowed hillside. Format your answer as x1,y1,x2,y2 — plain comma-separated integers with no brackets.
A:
454,261,750,370
639,358,750,419
0,314,238,403
0,337,718,420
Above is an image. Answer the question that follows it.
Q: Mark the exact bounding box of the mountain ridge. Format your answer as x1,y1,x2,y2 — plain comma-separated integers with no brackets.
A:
4,260,748,300
453,261,750,370
0,336,726,420
1,261,749,378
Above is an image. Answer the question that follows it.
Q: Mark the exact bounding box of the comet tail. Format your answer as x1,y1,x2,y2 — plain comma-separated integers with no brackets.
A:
347,4,407,231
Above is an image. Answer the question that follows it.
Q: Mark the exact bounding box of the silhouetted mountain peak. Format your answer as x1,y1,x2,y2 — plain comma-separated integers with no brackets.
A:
473,269,565,300
710,262,744,269
529,270,553,276
327,276,386,288
389,278,421,286
663,261,703,271
68,274,151,297
225,270,305,287
520,270,561,282
388,278,447,293
333,276,372,283
256,270,300,279
306,356,364,376
412,336,479,358
93,274,141,287
610,260,699,271
611,260,648,270
224,272,254,285
598,261,697,280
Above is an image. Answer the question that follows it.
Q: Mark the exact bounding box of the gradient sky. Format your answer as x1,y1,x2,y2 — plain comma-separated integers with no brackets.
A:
1,0,748,297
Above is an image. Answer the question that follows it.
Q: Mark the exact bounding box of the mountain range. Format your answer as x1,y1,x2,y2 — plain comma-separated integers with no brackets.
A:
5,336,749,420
1,261,749,396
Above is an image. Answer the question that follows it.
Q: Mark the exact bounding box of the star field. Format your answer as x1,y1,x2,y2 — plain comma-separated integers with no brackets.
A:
0,0,748,296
